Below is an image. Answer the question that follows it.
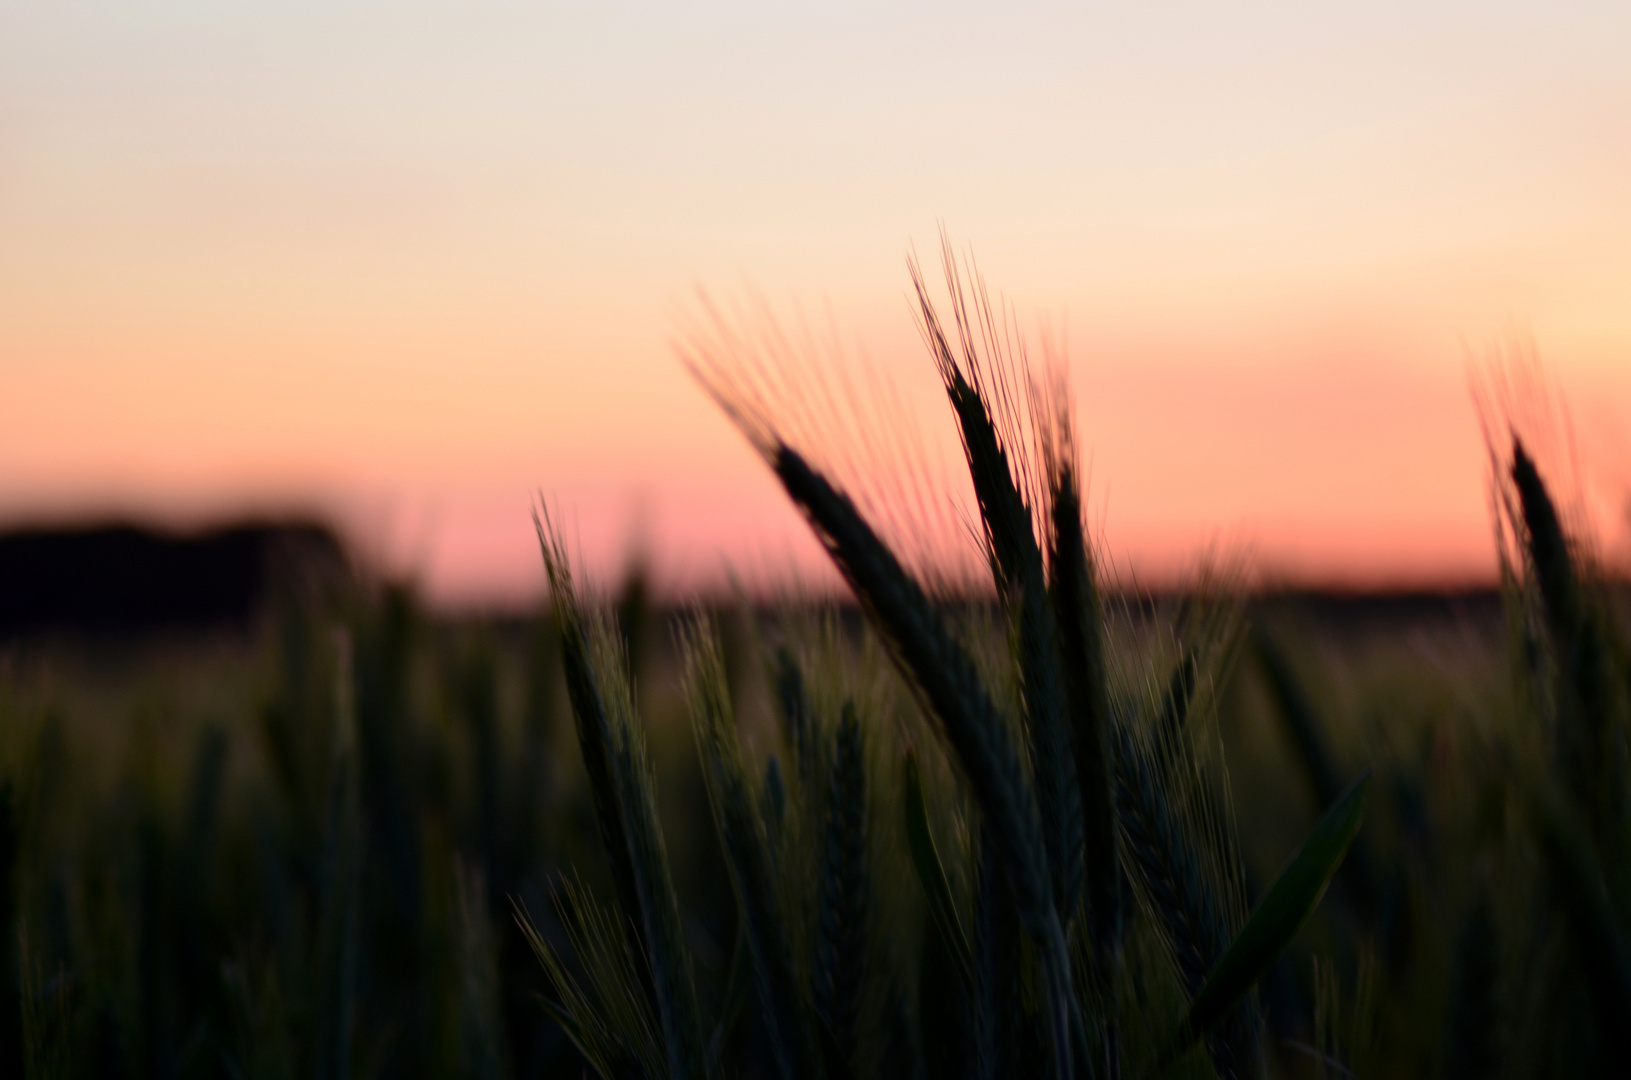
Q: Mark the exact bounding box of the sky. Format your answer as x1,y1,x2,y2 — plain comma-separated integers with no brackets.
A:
3,1,1630,604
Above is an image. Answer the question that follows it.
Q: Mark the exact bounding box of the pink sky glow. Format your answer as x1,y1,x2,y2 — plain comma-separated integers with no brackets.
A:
3,2,1629,605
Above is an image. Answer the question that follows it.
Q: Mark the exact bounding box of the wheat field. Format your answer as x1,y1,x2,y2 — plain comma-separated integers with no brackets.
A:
2,255,1627,1080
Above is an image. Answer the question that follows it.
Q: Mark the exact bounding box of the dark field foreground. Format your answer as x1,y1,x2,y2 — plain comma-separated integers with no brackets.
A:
4,261,1626,1078
0,554,1625,1080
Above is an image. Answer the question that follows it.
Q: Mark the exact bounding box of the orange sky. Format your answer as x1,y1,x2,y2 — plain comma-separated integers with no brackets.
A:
3,2,1629,604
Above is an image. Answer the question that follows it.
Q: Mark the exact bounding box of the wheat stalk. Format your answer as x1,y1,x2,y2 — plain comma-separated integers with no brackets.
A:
538,509,709,1080
813,701,869,1069
685,619,825,1080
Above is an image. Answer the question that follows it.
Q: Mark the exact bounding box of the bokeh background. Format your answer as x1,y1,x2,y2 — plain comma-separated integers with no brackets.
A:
5,0,1630,603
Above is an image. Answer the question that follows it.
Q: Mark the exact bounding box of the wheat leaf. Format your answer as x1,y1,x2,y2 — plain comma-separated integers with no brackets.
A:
1177,769,1371,1052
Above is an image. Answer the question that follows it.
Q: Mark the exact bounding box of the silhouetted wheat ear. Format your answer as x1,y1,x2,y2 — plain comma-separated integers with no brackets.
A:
1114,724,1258,1080
685,620,825,1080
537,514,650,974
1047,440,1121,974
1510,437,1581,635
769,444,1076,1080
521,876,665,1080
1510,436,1624,838
775,646,818,784
537,510,709,1080
769,443,1051,932
814,701,869,1066
610,681,711,1080
1156,648,1199,748
912,259,1082,920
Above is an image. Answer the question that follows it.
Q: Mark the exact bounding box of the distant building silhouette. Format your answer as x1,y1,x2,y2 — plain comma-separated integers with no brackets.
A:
0,521,349,637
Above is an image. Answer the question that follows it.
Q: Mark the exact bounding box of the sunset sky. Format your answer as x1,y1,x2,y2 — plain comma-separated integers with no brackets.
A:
4,1,1630,604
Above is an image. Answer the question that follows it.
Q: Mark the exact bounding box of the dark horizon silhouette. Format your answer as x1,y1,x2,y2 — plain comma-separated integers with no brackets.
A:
0,520,348,637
